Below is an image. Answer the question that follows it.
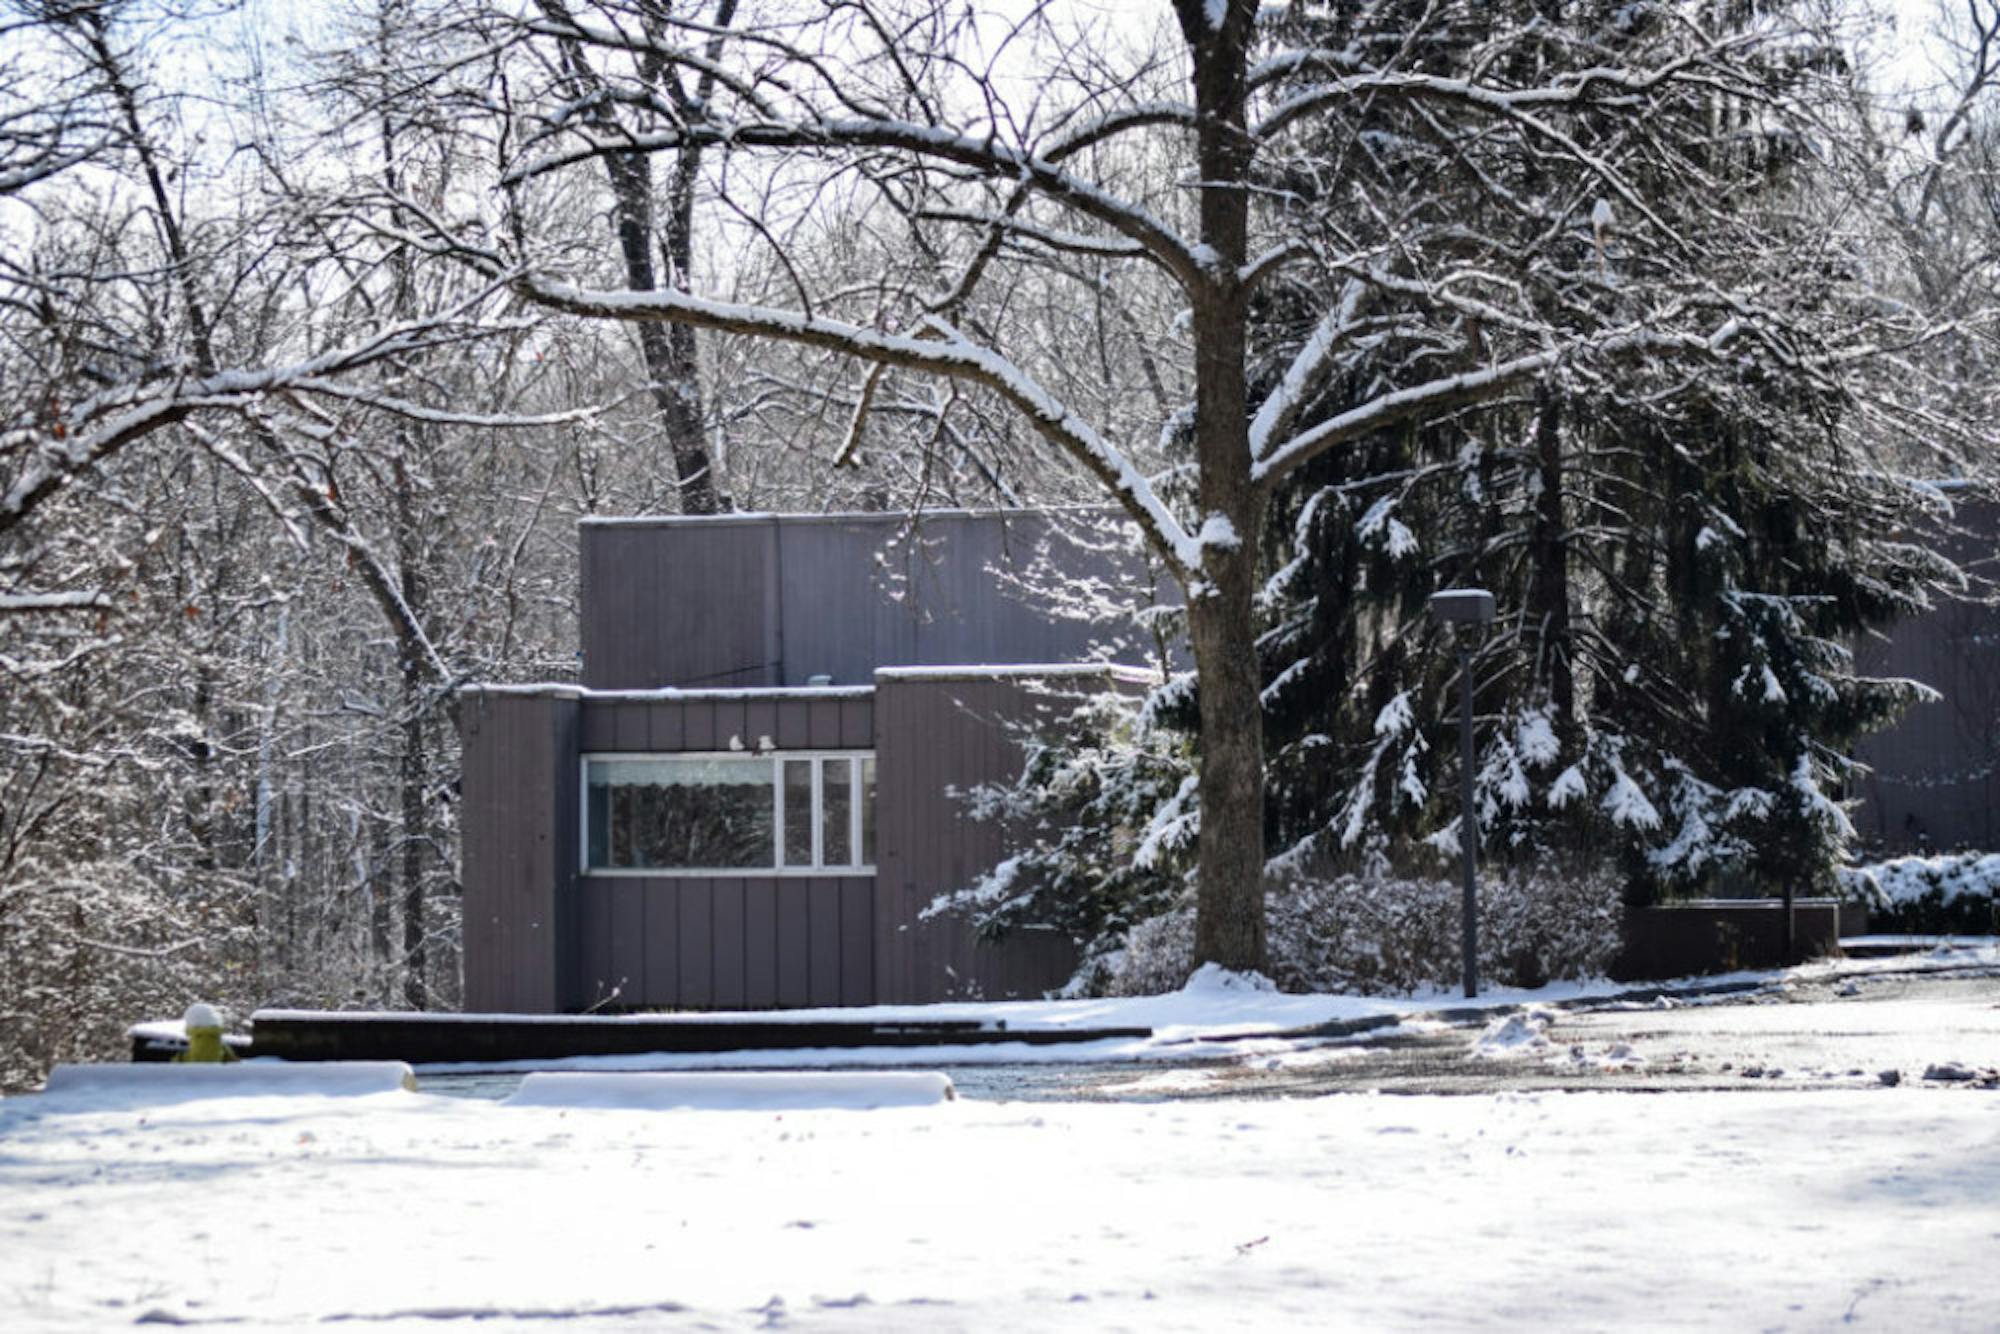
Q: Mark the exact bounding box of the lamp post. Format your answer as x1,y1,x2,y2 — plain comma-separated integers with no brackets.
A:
1429,588,1494,998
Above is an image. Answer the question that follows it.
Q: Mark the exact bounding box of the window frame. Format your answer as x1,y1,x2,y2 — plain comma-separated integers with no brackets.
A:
580,750,876,877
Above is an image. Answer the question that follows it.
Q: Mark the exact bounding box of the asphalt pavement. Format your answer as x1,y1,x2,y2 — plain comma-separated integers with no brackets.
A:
1035,966,2000,1102
418,958,2000,1104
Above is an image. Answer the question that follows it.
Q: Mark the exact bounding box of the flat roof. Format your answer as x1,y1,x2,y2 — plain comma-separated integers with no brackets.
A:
577,506,1118,530
462,662,1160,700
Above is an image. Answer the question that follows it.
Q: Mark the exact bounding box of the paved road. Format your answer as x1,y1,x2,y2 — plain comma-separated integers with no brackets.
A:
421,963,2000,1104
1044,967,2000,1102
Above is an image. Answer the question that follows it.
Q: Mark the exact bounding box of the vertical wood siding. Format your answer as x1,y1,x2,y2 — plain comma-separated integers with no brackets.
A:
570,875,875,1011
460,691,579,1012
874,675,1080,1003
581,519,778,689
1854,498,2000,853
562,693,877,1011
580,511,1172,691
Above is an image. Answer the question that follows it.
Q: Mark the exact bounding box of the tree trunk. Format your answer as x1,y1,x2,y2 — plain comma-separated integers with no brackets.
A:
1527,385,1575,737
1189,550,1267,970
400,703,427,1009
610,140,723,515
1180,0,1267,974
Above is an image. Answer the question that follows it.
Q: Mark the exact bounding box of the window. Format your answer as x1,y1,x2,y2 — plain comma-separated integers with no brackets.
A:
585,752,875,873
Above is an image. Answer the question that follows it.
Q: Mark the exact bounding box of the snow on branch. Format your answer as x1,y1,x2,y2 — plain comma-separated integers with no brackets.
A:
1251,319,1746,488
0,306,524,539
503,117,1205,292
915,208,1149,261
1247,272,1372,459
517,274,1203,575
0,590,110,616
1254,69,1715,243
1039,100,1199,161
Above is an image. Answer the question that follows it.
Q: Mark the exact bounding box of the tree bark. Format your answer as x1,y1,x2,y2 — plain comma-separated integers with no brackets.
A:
1527,385,1575,737
1180,0,1267,973
400,700,428,1009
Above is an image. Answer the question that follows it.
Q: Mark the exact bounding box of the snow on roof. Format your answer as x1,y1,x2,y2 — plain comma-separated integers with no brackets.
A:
579,505,1120,529
459,683,876,702
463,664,1160,699
874,662,1160,684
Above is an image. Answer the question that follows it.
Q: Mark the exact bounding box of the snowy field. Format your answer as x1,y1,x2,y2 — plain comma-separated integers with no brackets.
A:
2,1078,1998,1330
5,952,1998,1332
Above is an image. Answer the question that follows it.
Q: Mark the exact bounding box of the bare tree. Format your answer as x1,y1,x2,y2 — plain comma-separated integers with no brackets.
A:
434,0,1858,973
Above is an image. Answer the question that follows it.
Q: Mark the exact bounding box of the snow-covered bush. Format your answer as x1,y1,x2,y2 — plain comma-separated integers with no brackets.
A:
1837,855,2000,934
927,683,1195,980
1099,867,1624,997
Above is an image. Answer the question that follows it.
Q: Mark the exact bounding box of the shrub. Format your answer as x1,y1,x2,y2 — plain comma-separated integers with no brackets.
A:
1837,855,2000,935
1097,868,1624,997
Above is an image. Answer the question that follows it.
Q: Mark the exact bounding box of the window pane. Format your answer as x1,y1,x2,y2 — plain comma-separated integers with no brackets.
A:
783,759,814,867
860,756,876,867
586,758,774,869
586,780,609,869
822,757,851,867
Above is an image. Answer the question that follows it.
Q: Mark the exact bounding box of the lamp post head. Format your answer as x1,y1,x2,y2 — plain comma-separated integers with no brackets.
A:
1428,588,1495,625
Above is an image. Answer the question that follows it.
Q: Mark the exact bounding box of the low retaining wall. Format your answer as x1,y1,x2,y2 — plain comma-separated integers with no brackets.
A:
1611,899,1841,981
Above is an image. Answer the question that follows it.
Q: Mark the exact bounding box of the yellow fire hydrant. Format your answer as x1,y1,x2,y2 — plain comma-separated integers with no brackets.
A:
175,1002,237,1063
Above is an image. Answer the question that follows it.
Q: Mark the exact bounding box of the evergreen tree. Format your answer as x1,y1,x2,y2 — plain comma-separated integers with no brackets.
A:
1251,0,1964,901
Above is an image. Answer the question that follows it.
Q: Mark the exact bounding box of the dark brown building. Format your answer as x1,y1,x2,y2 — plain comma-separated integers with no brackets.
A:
1853,494,2000,855
459,511,1164,1012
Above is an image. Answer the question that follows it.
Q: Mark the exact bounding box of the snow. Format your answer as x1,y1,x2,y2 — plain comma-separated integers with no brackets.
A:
1373,690,1413,737
16,953,2000,1328
1180,961,1276,994
1600,757,1661,830
6,1077,1999,1328
503,1071,955,1111
1195,511,1240,552
1842,853,2000,910
0,590,109,614
1356,496,1419,558
873,663,1157,684
40,1062,417,1100
462,683,875,702
1513,711,1556,766
1470,1006,1557,1057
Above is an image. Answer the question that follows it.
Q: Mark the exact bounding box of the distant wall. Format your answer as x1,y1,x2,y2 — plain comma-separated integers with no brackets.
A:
579,510,1168,690
460,691,580,1013
570,691,874,1011
1854,496,2000,854
465,688,872,1013
873,670,1123,1003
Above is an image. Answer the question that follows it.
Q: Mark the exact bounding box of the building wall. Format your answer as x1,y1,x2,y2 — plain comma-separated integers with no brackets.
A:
579,510,1167,690
468,510,1168,1012
1853,497,2000,853
463,688,873,1012
873,671,1091,1003
460,690,580,1013
569,691,874,1010
461,675,1099,1010
572,876,874,1010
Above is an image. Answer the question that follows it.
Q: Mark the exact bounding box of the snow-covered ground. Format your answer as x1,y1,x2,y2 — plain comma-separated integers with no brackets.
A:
3,1073,1998,1330
6,950,2000,1331
386,947,2000,1077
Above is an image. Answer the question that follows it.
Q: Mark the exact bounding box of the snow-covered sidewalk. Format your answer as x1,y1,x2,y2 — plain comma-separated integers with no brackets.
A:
375,944,1995,1077
3,1075,1997,1330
